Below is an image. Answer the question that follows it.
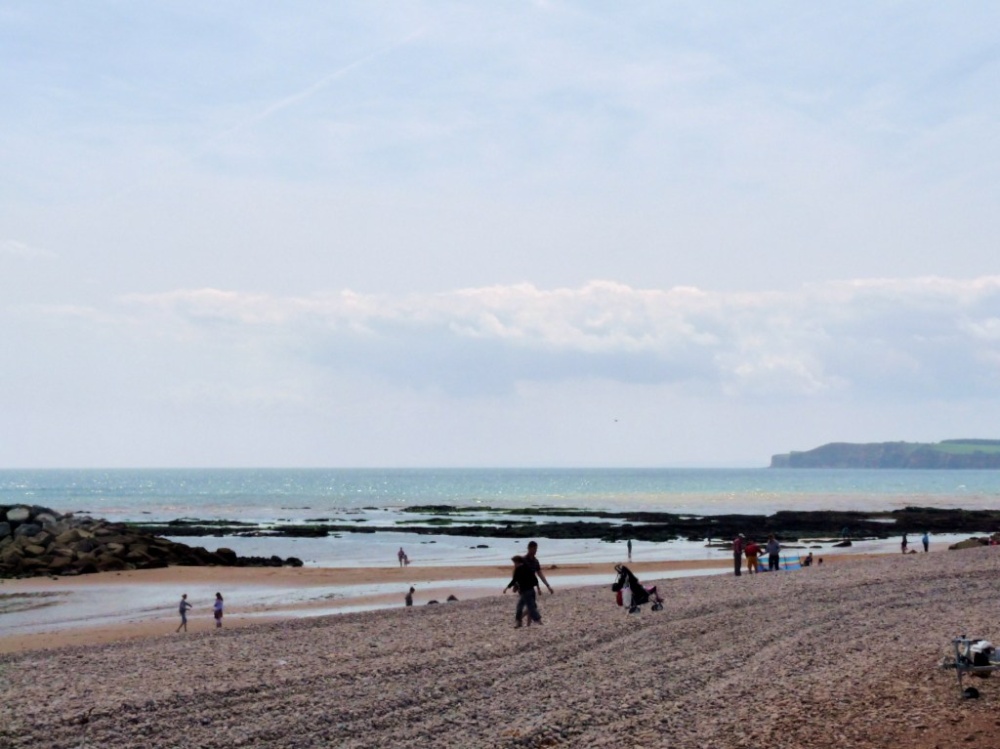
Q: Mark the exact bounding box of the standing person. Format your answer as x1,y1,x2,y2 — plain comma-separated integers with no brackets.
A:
922,532,930,553
175,593,192,633
398,547,406,567
213,592,224,628
901,534,908,554
732,534,744,577
744,538,760,574
766,534,781,572
627,539,632,561
405,586,415,607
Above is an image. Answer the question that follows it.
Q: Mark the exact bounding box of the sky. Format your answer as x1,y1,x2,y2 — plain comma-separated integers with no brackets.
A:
3,1,1000,468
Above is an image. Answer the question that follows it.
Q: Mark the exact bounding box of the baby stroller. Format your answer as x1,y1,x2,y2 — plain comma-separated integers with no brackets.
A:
612,564,664,614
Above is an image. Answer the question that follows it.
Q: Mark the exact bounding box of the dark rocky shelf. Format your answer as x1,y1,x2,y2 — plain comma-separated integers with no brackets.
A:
127,505,1000,544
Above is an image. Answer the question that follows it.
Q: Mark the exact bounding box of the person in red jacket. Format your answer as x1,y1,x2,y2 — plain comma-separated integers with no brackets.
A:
744,539,761,574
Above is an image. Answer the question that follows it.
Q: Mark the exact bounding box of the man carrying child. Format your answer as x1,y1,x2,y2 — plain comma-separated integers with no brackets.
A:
504,540,553,628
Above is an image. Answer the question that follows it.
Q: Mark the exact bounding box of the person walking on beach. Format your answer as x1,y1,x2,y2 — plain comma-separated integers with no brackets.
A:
507,555,543,627
922,532,930,552
398,547,406,567
176,593,192,633
213,592,224,628
523,540,553,596
766,534,781,572
627,539,632,561
732,534,744,577
405,586,415,607
901,534,908,554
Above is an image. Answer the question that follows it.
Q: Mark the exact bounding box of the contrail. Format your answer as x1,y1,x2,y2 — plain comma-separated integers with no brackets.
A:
99,26,427,209
215,26,428,141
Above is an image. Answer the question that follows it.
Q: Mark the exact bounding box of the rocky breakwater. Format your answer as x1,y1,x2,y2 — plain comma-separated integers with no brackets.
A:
0,505,303,578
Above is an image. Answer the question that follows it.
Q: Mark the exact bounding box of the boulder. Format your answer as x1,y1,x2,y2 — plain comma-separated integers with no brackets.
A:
19,558,48,572
55,529,83,546
35,512,60,529
32,530,54,548
47,556,75,572
0,522,10,540
13,523,42,539
5,506,31,524
71,538,98,554
95,555,128,572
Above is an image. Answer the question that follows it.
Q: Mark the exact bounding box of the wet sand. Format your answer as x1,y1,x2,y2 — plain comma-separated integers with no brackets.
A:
0,557,731,653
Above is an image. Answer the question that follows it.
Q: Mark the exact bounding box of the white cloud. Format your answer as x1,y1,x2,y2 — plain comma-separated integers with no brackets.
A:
0,239,55,259
104,276,1000,400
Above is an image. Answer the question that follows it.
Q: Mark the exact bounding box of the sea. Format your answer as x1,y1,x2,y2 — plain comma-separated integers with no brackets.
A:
2,467,998,568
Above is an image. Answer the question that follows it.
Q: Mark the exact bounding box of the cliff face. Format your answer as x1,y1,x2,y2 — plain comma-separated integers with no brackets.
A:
770,440,1000,468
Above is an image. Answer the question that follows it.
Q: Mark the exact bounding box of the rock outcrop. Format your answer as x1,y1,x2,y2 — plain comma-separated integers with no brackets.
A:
948,533,1000,550
0,505,303,578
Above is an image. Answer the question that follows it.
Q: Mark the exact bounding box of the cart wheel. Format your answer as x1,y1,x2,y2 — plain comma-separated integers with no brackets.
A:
963,687,980,699
628,605,640,614
652,603,664,611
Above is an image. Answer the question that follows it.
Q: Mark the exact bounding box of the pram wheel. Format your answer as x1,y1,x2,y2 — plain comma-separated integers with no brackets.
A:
651,602,664,612
628,605,640,614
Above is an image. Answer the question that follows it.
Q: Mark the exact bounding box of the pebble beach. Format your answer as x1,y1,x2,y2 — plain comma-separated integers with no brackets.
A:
3,547,1000,748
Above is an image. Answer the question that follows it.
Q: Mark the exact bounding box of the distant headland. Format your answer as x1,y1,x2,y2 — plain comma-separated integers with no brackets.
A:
770,439,1000,468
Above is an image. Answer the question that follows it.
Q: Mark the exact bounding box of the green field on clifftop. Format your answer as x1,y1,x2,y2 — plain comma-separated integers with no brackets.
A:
771,439,1000,468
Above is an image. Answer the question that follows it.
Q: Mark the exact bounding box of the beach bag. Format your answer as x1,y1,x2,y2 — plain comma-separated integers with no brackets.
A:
616,589,623,607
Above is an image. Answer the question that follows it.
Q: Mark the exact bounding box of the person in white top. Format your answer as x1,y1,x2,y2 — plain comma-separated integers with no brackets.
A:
213,592,224,628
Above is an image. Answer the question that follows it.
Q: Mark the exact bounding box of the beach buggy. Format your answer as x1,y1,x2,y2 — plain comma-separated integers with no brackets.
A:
612,564,665,614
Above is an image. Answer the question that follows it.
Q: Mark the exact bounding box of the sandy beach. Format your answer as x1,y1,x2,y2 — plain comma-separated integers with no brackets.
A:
3,547,1000,748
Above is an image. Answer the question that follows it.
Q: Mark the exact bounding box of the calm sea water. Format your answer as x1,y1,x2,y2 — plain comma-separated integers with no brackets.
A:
2,468,999,523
